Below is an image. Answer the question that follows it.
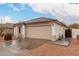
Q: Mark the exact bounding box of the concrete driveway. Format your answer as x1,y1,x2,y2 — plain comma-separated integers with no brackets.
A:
0,47,22,56
0,39,28,56
0,38,72,56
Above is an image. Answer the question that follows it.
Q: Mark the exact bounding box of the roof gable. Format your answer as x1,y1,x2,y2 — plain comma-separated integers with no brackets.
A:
24,17,56,24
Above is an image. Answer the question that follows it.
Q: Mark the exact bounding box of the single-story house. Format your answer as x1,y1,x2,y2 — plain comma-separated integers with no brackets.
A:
14,17,68,41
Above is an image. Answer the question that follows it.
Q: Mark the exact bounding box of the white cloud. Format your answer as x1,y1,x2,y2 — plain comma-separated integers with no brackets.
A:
8,3,26,12
28,3,79,24
0,16,14,24
13,7,20,12
20,3,27,10
8,4,20,12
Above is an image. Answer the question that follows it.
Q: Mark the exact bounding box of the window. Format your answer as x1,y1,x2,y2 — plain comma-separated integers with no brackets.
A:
18,27,21,33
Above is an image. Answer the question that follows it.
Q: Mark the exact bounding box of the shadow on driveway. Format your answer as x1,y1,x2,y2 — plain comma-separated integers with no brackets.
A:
25,38,52,50
25,38,71,50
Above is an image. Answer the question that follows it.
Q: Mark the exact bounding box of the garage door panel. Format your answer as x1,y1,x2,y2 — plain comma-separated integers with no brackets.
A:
26,26,51,39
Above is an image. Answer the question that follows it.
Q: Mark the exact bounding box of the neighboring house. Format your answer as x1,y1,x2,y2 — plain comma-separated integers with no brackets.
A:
72,28,79,39
14,17,68,41
0,23,14,35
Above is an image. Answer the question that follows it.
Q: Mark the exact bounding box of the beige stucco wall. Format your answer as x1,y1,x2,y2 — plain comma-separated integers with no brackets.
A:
14,26,18,37
51,23,66,41
14,25,26,38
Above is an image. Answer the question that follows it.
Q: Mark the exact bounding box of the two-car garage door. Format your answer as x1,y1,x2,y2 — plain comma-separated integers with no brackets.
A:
26,26,52,39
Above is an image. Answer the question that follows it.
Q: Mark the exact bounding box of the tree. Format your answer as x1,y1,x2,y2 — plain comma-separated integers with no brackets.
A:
68,23,79,29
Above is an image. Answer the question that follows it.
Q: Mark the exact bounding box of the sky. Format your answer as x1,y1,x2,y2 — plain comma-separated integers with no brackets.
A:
0,3,79,24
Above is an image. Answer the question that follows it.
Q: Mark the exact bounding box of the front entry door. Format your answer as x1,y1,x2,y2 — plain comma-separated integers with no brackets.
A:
65,29,72,38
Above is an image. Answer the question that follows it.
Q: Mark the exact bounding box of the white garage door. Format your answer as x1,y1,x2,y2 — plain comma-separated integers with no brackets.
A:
26,26,51,39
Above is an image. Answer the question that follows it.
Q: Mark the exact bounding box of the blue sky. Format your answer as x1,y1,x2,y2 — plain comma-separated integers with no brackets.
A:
0,3,55,23
0,3,79,24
